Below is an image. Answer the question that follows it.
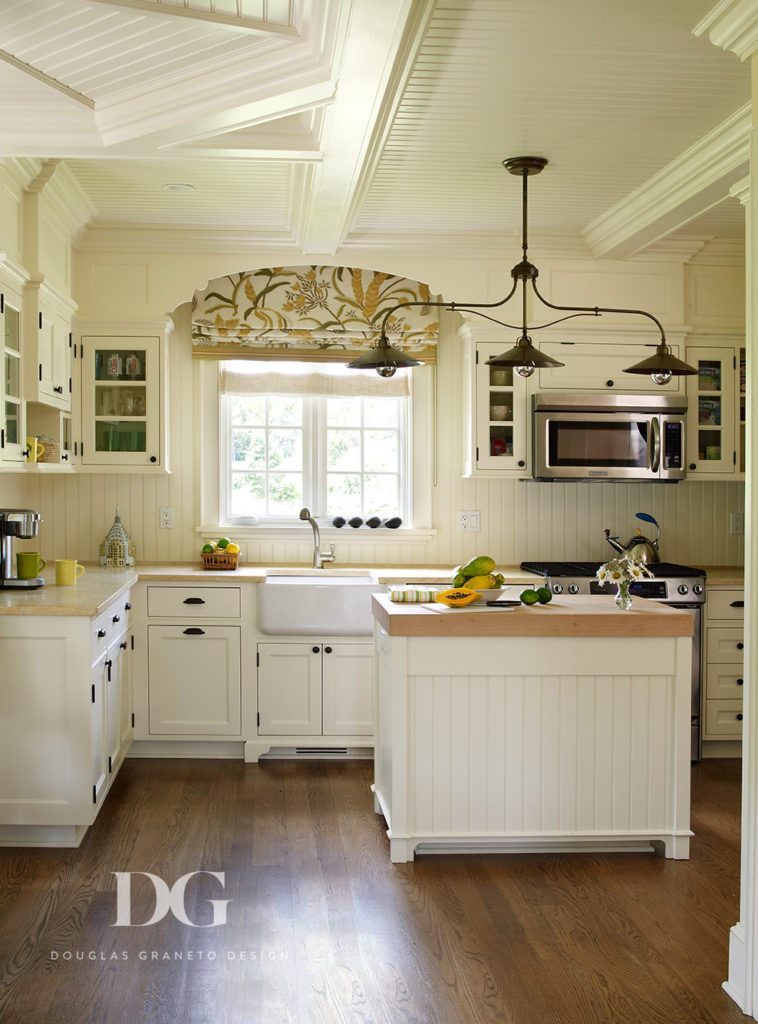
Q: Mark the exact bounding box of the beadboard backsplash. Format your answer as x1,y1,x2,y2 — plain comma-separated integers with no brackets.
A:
7,472,744,569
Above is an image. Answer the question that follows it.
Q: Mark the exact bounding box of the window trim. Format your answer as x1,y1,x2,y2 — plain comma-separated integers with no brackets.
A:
197,360,434,541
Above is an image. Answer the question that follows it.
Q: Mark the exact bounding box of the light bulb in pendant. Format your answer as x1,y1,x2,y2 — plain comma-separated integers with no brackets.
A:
377,363,397,378
516,364,536,379
651,370,672,386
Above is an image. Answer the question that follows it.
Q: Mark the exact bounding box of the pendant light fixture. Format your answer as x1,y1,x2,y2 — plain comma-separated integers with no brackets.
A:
349,156,697,384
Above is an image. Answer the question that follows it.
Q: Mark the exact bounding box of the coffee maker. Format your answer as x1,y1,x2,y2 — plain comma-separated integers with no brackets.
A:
0,509,44,588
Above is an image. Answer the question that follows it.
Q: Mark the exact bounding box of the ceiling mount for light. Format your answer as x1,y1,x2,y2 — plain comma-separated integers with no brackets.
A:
350,155,697,382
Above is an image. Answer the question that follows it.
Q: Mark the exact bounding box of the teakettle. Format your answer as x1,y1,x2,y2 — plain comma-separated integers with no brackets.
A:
604,512,661,564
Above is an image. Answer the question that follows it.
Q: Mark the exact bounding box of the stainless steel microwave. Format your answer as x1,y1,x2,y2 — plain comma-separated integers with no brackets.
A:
532,392,687,481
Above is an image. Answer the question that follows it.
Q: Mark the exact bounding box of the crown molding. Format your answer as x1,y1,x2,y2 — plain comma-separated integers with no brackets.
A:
693,0,758,61
583,103,750,259
75,224,303,253
633,236,710,263
686,237,746,265
0,157,44,195
731,174,751,205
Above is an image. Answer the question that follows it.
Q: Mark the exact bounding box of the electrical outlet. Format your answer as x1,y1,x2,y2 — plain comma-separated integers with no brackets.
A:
159,506,174,529
458,510,481,532
729,512,744,536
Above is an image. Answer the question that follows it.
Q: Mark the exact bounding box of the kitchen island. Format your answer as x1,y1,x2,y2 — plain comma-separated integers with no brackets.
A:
371,593,694,863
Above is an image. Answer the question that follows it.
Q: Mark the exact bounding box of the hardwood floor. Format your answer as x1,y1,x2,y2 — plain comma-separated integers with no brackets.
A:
0,757,745,1024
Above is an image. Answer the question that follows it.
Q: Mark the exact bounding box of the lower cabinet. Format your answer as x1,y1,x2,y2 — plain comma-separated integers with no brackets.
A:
257,641,373,737
703,587,744,743
147,625,241,736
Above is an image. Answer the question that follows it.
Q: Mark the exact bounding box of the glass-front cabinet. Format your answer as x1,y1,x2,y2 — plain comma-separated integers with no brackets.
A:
685,347,737,475
81,336,160,466
465,341,528,474
1,283,25,464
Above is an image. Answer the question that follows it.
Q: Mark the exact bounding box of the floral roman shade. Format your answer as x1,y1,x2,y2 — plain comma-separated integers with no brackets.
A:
191,266,440,363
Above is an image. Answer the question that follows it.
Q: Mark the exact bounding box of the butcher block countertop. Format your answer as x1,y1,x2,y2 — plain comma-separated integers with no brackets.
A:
371,592,694,638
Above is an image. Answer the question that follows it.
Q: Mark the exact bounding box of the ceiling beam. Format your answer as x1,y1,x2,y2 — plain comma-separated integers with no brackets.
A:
83,0,299,38
0,50,94,109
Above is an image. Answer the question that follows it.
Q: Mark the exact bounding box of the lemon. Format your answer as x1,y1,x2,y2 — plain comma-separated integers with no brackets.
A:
225,542,240,555
201,543,215,554
216,537,232,549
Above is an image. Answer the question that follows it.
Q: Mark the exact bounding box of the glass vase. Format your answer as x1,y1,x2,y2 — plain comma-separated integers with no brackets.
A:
614,580,632,611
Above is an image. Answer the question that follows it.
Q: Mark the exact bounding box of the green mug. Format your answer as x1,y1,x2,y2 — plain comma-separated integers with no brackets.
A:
17,552,46,579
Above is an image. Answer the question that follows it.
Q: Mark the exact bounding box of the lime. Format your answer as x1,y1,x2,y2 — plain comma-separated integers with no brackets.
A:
520,588,540,605
216,537,232,549
536,586,553,604
201,543,215,554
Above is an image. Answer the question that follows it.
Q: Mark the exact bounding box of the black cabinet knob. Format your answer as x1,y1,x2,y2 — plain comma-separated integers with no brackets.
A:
737,642,744,650
150,456,157,463
737,679,744,686
312,646,320,654
97,629,106,638
517,460,525,468
53,385,63,394
112,614,120,623
119,641,127,650
737,714,744,721
689,463,697,470
606,380,614,387
324,646,332,654
125,602,131,610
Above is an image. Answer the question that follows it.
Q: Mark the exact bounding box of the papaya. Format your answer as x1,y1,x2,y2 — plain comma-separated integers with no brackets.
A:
451,565,467,588
465,574,499,590
435,588,482,607
462,555,496,578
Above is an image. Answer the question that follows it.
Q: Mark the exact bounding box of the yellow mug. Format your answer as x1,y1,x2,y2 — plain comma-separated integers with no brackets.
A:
26,437,45,463
17,552,46,579
55,559,86,586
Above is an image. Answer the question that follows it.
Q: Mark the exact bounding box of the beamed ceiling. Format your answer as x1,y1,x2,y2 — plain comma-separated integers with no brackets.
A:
0,0,750,257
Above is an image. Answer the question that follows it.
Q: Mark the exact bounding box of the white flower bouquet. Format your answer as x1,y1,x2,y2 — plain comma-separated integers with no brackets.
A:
596,554,654,610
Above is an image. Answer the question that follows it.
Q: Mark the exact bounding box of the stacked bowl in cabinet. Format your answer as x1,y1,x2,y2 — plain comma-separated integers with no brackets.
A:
704,588,745,741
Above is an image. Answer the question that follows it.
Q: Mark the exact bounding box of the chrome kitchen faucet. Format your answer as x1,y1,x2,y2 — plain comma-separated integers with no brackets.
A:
299,508,336,569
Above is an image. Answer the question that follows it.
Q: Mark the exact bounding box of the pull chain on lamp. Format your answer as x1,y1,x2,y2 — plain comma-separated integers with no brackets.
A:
349,156,697,384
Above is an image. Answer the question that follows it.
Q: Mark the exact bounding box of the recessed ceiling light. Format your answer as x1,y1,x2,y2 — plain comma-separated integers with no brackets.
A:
163,183,195,192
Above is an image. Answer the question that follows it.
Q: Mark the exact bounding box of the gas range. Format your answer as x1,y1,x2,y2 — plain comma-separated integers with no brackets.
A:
520,561,706,603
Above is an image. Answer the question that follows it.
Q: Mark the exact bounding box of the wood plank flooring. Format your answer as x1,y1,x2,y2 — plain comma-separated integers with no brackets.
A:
0,757,745,1024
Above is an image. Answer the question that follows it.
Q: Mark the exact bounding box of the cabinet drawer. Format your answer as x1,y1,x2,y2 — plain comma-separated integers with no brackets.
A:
707,590,745,621
706,666,746,700
147,586,241,618
91,594,131,663
706,627,744,663
705,699,744,738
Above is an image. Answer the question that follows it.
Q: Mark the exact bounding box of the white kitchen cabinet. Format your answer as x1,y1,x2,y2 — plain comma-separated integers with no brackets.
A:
536,341,685,393
463,340,529,476
23,284,74,412
257,641,373,738
147,625,241,736
703,587,744,745
685,346,743,478
0,588,133,846
79,335,163,468
0,277,25,465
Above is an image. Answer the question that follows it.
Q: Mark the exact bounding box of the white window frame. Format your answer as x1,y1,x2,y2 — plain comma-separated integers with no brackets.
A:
218,390,410,526
196,360,434,541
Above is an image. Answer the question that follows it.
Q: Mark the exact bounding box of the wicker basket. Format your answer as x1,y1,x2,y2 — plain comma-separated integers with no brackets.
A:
201,550,240,571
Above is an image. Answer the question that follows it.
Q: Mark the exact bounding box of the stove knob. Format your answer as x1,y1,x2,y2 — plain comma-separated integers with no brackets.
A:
693,584,704,596
568,583,579,595
677,584,689,596
553,583,564,595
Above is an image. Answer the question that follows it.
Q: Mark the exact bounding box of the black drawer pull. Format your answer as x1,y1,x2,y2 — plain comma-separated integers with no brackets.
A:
737,714,744,721
738,678,744,686
737,642,744,650
97,629,106,638
730,601,744,608
183,597,205,605
183,627,205,635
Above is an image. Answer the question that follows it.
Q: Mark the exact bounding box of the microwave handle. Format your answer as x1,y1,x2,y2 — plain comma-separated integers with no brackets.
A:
650,417,661,473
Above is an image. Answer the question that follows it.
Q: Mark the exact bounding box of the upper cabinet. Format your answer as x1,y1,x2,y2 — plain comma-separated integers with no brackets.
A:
79,335,165,469
685,343,743,478
0,277,25,464
536,340,685,394
463,339,528,476
23,283,74,412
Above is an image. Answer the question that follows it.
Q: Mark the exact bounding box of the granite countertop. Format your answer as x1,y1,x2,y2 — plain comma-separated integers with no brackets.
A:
372,592,695,638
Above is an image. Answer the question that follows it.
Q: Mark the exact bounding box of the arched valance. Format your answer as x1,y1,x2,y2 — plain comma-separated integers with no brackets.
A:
191,265,440,363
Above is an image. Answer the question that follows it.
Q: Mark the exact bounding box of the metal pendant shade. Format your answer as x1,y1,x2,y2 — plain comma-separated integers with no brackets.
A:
346,334,422,377
349,154,696,383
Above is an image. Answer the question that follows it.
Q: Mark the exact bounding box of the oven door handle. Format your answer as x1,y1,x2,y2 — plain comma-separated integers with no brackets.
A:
650,417,661,474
